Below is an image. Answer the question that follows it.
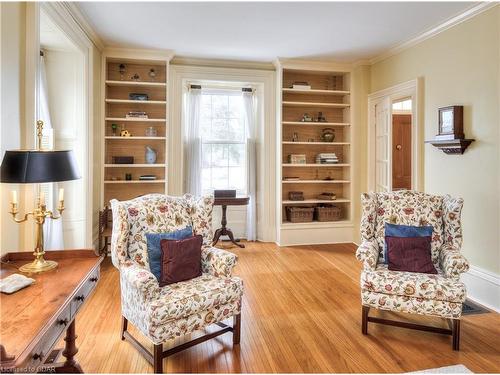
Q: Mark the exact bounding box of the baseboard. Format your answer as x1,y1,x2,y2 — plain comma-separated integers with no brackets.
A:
462,265,500,313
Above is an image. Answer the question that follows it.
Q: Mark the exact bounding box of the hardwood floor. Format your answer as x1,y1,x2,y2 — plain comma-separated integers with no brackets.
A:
72,242,500,373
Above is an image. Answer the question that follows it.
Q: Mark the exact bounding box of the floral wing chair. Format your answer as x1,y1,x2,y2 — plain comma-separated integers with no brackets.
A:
110,194,244,373
355,190,469,350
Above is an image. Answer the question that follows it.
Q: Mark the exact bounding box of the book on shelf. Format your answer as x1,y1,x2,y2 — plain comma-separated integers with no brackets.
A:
315,153,339,164
139,175,157,180
126,111,148,119
292,84,311,90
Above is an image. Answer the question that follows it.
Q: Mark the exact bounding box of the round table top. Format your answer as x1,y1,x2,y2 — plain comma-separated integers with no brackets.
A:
214,196,249,206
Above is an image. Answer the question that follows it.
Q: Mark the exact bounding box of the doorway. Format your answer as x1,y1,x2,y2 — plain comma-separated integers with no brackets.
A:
367,79,422,192
392,98,412,190
38,7,88,249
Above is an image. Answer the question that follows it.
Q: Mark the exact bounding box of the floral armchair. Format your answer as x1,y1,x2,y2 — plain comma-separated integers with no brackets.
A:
355,190,469,350
110,194,243,373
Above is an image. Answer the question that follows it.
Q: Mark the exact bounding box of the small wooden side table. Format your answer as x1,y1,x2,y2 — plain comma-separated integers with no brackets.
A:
213,196,249,248
0,250,103,373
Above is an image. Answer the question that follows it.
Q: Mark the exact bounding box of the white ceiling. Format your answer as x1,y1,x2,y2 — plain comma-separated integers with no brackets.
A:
78,1,475,62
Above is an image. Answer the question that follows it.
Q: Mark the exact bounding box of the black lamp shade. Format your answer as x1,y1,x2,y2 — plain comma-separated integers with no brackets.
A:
0,150,81,183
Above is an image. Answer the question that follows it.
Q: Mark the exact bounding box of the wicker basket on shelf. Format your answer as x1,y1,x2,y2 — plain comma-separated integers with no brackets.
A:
285,206,314,223
314,205,342,222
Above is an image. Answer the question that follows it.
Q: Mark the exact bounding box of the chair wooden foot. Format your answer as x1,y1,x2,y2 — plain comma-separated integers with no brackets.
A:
153,344,163,373
233,313,241,345
452,319,460,351
120,316,128,341
362,306,369,335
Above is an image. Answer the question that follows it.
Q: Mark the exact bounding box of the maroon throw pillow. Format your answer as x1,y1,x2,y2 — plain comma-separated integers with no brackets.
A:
159,235,203,286
385,236,437,274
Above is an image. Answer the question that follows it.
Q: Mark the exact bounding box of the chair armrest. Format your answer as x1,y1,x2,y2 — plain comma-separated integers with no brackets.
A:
201,246,238,277
355,240,379,271
120,261,160,302
439,246,469,280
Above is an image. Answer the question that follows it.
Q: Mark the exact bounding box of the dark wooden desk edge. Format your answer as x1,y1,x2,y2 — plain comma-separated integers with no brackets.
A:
0,250,103,371
214,197,250,206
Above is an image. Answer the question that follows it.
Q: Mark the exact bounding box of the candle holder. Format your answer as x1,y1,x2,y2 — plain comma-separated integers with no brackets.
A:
10,196,65,273
0,120,80,274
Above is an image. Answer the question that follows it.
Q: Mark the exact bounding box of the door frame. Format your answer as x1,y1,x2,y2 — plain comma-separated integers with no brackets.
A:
25,2,96,248
367,78,423,192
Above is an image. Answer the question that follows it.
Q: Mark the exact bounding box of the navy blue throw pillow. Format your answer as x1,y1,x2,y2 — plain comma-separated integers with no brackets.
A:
383,223,433,264
146,226,193,280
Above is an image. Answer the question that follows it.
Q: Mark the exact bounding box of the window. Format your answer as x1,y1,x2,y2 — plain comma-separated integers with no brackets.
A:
199,89,247,195
392,98,412,111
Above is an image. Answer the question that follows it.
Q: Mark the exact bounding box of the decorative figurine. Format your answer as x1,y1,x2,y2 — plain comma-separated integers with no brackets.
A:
301,113,314,122
317,112,327,122
149,68,157,82
119,64,126,80
292,132,299,142
111,123,118,136
120,124,131,137
321,128,335,142
145,146,157,164
131,73,140,81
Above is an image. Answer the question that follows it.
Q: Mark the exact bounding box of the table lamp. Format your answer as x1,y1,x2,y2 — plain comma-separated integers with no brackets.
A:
0,121,80,273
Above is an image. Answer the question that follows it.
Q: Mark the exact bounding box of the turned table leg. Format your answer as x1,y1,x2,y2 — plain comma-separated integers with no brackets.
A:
56,320,83,373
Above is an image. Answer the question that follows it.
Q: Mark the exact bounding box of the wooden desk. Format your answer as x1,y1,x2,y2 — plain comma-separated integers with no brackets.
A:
213,197,249,248
0,250,103,373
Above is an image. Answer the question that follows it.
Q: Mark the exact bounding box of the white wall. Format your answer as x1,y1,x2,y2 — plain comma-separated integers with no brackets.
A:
43,48,86,248
0,2,25,255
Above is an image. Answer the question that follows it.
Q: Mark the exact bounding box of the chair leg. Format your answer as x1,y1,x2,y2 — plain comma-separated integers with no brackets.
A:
154,343,163,373
233,313,241,345
452,319,460,351
362,306,369,335
121,316,128,340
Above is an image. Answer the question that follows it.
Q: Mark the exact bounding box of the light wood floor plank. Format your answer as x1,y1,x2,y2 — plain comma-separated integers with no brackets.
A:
70,242,500,373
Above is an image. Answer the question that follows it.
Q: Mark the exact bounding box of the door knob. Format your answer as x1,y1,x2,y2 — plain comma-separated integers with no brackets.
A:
396,144,402,150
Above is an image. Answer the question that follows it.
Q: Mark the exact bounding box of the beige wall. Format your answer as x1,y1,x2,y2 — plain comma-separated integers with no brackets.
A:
351,64,371,240
0,2,26,255
369,6,500,274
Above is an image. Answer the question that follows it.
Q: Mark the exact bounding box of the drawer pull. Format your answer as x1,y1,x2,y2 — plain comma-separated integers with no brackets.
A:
33,352,44,361
90,276,98,283
75,295,85,302
58,318,69,326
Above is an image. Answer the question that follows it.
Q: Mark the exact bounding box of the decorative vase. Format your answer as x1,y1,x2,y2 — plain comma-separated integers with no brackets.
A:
145,146,157,164
321,128,335,142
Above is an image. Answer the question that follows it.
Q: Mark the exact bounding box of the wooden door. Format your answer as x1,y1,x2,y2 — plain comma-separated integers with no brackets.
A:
392,114,412,190
375,98,391,192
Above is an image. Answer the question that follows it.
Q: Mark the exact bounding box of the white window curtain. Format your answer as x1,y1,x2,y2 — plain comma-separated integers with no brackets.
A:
242,91,256,241
185,87,202,196
38,52,64,250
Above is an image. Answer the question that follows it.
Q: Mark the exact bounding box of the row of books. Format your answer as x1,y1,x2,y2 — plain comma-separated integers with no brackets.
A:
315,153,339,164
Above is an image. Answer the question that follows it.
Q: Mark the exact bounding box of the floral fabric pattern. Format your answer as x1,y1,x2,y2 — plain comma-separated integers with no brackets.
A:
357,190,469,320
202,246,238,277
111,193,243,346
184,194,215,247
355,240,379,271
361,265,466,303
151,274,243,325
361,290,462,319
440,246,469,281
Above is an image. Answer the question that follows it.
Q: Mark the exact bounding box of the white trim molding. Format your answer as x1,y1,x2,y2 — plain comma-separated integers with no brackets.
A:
61,2,105,51
462,265,500,313
369,2,498,64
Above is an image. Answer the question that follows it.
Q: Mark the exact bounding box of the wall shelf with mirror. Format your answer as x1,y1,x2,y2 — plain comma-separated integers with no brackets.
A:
102,52,171,204
277,61,354,245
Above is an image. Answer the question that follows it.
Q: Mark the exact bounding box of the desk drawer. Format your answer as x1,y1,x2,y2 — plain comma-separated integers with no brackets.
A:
25,304,71,369
71,267,100,318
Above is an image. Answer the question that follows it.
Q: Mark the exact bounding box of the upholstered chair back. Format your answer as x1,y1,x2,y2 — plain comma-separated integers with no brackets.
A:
360,190,463,266
110,194,214,269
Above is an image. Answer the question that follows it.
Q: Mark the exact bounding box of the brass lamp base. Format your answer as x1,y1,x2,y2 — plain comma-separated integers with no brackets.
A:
19,258,58,273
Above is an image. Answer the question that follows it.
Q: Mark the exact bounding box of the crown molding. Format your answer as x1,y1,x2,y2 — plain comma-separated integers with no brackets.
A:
276,57,352,72
370,2,498,65
61,2,105,51
104,47,175,62
171,56,275,71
